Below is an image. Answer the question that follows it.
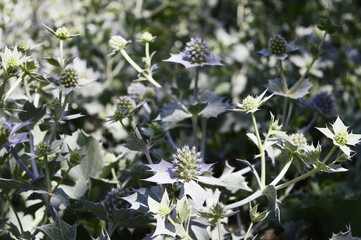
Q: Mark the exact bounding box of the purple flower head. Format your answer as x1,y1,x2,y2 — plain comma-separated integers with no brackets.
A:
310,92,335,117
164,37,223,68
257,34,299,61
0,118,31,150
144,145,228,208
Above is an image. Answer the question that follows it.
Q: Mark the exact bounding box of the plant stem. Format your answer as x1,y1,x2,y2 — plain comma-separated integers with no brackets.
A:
289,32,327,94
270,157,293,186
192,115,198,148
322,145,337,164
130,117,154,164
49,93,69,143
8,146,35,180
302,115,317,134
217,219,222,240
243,222,254,240
275,167,318,191
59,40,64,68
200,118,207,159
167,215,191,239
0,76,9,102
193,67,200,103
51,166,72,194
278,60,288,93
43,154,51,222
225,190,263,210
111,167,121,188
251,113,265,188
4,193,24,234
23,76,31,100
4,73,26,101
29,133,39,177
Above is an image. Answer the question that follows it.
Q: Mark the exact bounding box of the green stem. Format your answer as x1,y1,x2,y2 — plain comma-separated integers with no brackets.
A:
167,215,191,239
275,167,318,190
4,73,26,101
200,118,207,158
270,157,293,186
59,40,64,68
281,97,289,128
43,155,51,223
4,193,24,234
130,117,153,164
251,113,265,188
51,166,72,194
145,42,150,65
243,222,254,240
0,76,9,102
289,32,327,94
217,219,222,240
193,67,200,103
111,167,121,188
225,190,263,209
24,76,31,100
49,94,69,143
192,115,198,148
278,60,288,93
322,145,337,164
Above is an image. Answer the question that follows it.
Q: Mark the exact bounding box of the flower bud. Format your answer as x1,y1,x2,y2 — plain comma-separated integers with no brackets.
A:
268,35,287,56
241,96,258,112
170,145,202,182
113,96,136,121
311,92,335,116
139,32,155,43
109,35,130,50
69,150,81,166
35,142,51,157
60,68,79,88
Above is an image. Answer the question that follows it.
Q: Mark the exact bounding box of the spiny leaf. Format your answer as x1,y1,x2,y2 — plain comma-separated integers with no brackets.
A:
37,218,77,240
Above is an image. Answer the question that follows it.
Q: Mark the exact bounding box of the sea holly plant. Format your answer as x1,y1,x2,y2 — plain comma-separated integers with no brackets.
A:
1,5,360,240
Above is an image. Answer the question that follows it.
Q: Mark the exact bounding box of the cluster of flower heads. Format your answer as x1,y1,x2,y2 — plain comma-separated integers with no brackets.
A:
310,92,335,116
164,37,222,68
257,34,298,60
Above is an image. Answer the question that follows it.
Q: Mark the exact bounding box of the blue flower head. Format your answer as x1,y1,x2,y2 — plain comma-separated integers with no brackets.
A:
0,118,31,150
310,92,335,117
164,38,223,68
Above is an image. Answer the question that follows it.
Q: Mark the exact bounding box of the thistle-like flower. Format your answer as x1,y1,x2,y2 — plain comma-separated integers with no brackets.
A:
164,37,223,68
144,145,227,208
109,35,131,51
138,32,156,43
0,46,30,71
290,133,308,149
234,90,273,114
310,92,335,117
102,188,130,214
34,142,52,157
257,34,298,60
110,96,146,122
317,117,361,157
43,25,80,40
198,202,235,225
0,118,31,150
60,68,79,89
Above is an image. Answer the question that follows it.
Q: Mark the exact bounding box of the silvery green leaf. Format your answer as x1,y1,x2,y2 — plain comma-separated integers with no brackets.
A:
125,138,147,152
262,185,280,221
266,78,312,99
176,196,191,224
0,178,32,190
123,186,164,213
37,218,77,240
219,161,252,192
189,218,210,240
199,91,228,118
188,102,208,115
330,228,361,240
246,133,258,146
160,103,191,122
322,164,348,173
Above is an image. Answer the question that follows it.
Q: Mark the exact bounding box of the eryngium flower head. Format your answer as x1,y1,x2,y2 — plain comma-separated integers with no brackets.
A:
290,133,307,148
0,118,31,150
257,35,298,60
102,188,130,213
43,25,80,40
0,46,30,71
60,68,79,88
234,90,273,114
268,35,287,56
113,96,136,121
317,116,361,157
310,92,335,116
164,37,223,68
170,145,203,182
34,142,51,157
109,35,131,51
144,145,228,208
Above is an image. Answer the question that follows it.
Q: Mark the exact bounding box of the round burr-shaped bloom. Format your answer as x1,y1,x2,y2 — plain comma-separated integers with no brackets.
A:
317,116,361,157
109,35,131,50
34,142,52,157
310,92,335,116
257,34,298,61
102,187,130,213
113,96,136,121
268,35,287,56
170,145,203,182
290,133,307,148
60,68,79,88
164,37,223,68
235,90,274,114
144,145,228,208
